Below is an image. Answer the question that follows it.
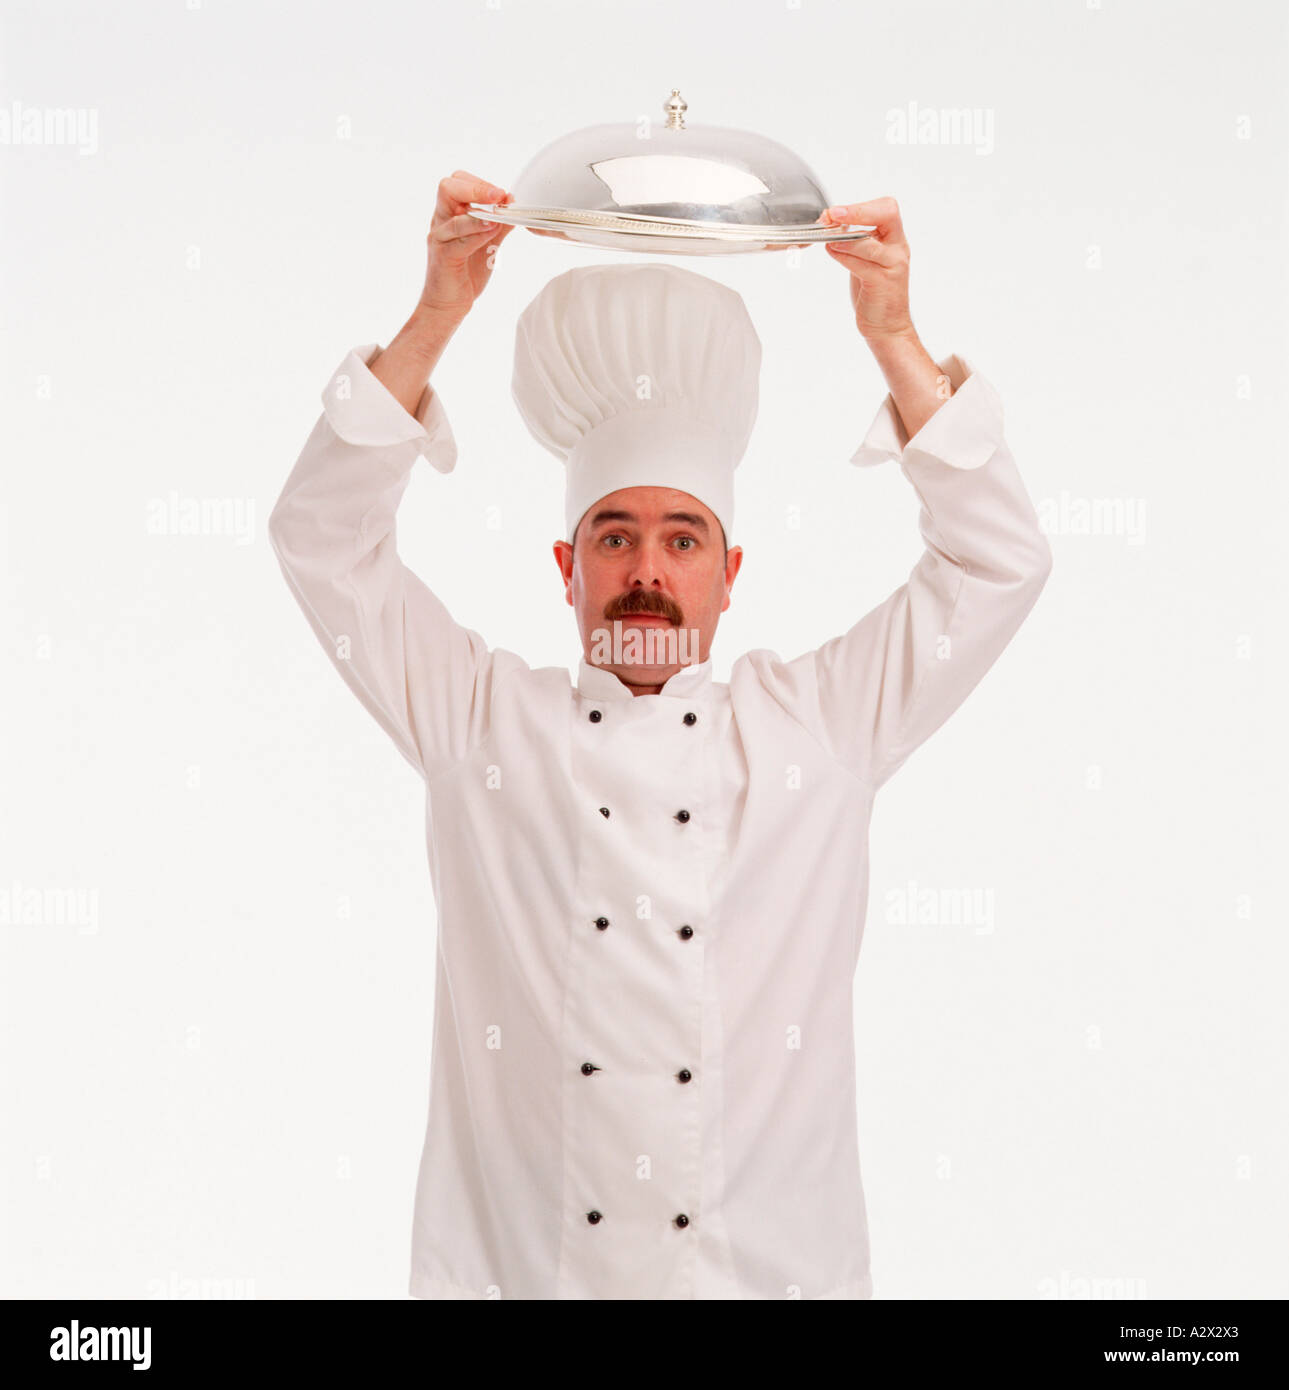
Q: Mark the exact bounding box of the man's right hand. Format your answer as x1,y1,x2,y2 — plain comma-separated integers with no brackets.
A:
418,171,516,322
367,173,514,416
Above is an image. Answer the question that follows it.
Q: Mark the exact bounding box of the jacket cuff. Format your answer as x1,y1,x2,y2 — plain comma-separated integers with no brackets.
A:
849,352,1004,472
320,342,459,474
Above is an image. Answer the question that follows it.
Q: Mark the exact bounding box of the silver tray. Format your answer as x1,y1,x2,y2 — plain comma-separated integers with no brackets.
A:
466,203,871,255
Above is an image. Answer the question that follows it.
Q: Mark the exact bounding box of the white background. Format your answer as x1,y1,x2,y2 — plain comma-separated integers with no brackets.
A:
2,0,1285,1299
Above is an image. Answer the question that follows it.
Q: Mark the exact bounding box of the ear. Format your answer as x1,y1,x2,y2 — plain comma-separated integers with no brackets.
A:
723,544,745,598
553,539,574,601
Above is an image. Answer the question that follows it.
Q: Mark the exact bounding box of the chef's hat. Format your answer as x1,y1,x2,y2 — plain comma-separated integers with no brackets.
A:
512,262,761,547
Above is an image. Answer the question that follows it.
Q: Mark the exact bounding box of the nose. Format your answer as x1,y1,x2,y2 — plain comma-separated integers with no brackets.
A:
625,534,669,586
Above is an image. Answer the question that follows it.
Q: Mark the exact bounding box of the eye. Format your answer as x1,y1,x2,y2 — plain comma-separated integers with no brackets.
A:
602,534,626,549
674,535,696,551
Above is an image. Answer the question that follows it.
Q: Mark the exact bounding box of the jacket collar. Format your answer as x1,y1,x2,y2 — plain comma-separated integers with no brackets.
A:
577,655,714,703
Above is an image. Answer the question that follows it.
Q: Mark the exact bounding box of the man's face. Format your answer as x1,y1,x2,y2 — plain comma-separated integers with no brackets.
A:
553,486,744,696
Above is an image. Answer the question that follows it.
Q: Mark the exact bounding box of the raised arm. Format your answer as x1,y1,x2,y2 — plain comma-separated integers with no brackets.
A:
268,173,524,781
746,198,1052,790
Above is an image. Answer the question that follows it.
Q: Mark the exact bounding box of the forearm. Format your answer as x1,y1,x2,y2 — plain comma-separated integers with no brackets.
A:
368,305,465,417
270,339,460,582
797,359,1052,788
865,328,952,441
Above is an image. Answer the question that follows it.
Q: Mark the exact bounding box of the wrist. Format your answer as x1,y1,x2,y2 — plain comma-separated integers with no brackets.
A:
862,322,930,373
860,320,919,350
403,302,466,357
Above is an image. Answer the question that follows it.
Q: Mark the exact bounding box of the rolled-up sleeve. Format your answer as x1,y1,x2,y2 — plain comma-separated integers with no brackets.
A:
268,344,518,781
744,354,1053,790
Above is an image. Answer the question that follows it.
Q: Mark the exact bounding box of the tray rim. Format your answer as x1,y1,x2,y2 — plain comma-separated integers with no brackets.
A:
466,202,873,243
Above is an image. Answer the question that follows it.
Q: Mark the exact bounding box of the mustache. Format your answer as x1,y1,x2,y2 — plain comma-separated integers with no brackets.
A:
605,592,683,624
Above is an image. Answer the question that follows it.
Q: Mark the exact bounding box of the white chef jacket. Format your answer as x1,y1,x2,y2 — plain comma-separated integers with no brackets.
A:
268,341,1053,1301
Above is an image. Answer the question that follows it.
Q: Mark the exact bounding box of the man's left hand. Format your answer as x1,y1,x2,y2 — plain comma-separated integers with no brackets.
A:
820,197,915,343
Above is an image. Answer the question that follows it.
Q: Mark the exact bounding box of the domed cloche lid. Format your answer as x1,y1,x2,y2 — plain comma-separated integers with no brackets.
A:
467,89,873,256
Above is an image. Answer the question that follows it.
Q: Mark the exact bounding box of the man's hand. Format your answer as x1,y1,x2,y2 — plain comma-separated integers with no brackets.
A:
821,197,952,440
417,171,517,322
368,173,513,416
821,197,915,343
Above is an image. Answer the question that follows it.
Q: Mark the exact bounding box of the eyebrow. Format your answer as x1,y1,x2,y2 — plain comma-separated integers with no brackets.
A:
587,509,710,535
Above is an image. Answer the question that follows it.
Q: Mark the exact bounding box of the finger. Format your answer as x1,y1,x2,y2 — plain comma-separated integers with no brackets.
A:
436,172,508,221
434,211,504,246
482,192,517,243
822,196,906,246
825,235,902,270
444,170,506,205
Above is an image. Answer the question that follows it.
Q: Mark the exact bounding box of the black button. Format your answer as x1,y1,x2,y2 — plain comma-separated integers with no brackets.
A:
580,1062,600,1076
599,806,611,818
683,712,697,725
677,1069,692,1084
674,809,690,823
587,1210,603,1225
673,1214,690,1228
595,916,609,931
589,709,602,723
677,925,694,940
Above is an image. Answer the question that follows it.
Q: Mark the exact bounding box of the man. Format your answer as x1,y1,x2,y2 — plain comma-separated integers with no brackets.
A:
268,171,1053,1300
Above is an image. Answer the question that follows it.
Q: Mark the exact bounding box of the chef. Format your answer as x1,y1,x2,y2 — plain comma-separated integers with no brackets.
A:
268,172,1053,1300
